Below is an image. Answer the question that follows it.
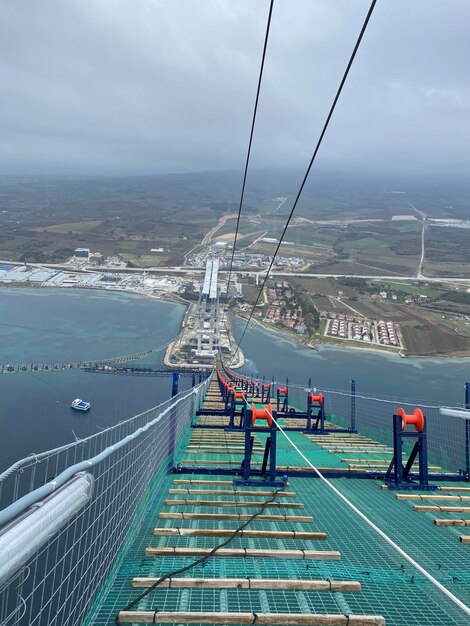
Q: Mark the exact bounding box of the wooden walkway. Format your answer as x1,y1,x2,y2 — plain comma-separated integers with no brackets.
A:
118,374,387,625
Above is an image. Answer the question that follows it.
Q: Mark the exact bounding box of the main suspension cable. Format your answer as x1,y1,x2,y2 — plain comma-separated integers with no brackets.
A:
233,0,378,358
225,0,275,307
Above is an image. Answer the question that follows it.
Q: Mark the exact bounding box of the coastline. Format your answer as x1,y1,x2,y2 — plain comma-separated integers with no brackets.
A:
234,311,470,360
3,283,468,361
235,312,406,358
0,282,245,369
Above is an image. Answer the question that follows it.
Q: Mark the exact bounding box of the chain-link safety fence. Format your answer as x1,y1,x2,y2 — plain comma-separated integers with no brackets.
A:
0,377,210,626
230,369,469,477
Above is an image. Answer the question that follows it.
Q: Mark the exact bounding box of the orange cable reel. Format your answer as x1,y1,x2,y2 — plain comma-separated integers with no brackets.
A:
251,403,273,427
309,391,323,406
396,407,425,432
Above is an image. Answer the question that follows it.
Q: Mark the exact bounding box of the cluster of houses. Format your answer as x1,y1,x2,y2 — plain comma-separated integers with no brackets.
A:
326,317,373,341
351,320,373,342
264,283,306,334
322,309,400,347
265,305,306,333
327,317,348,338
320,311,354,322
377,320,399,346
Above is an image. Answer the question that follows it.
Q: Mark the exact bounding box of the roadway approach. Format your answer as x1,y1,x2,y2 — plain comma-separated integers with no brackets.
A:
1,259,470,284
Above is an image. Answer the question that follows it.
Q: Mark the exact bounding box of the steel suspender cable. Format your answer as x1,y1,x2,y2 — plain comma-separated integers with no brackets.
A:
225,0,274,307
233,0,378,359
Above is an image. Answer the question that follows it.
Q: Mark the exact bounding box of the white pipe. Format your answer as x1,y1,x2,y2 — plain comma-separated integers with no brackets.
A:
0,473,94,587
440,407,470,420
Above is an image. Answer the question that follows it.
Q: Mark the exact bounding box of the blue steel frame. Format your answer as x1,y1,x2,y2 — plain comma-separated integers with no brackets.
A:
276,386,288,413
233,407,284,487
174,465,465,483
384,413,436,491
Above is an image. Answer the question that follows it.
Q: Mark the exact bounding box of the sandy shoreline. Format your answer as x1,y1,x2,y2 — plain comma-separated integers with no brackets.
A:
235,311,470,360
4,283,468,361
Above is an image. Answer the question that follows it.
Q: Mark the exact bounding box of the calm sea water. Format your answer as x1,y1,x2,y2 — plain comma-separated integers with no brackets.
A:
1,289,469,472
0,288,187,471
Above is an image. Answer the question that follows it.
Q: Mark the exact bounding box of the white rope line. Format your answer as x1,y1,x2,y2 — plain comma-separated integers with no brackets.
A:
271,381,452,409
264,405,470,619
235,373,452,408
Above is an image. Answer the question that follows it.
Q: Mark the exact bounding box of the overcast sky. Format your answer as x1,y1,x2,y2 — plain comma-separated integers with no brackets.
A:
1,0,469,176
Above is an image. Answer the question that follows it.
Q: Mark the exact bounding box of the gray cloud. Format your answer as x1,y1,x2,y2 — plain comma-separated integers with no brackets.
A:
1,0,469,175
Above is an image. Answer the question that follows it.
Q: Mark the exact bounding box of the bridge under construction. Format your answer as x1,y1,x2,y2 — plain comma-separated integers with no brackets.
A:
165,257,243,370
196,258,220,358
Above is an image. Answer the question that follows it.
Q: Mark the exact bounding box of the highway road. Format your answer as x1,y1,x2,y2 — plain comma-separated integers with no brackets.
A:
2,260,470,284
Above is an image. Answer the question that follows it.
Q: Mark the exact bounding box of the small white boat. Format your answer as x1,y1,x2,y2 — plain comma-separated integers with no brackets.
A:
71,398,91,412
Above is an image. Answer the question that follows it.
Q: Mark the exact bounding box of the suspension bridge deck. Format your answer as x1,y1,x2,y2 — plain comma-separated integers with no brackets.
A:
85,374,470,626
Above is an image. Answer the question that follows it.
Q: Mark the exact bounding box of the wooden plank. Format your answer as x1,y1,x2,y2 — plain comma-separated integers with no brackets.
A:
275,466,366,473
184,450,264,456
181,459,263,465
188,442,251,446
319,442,385,446
145,547,341,560
318,440,382,444
337,452,394,456
397,494,470,501
321,447,389,451
201,405,226,410
164,499,304,508
186,439,264,451
173,479,234,485
308,440,374,443
153,528,326,539
307,435,374,446
188,443,253,447
190,431,245,434
189,435,247,438
305,436,373,440
413,505,470,512
118,611,384,624
202,401,225,406
306,436,371,440
187,443,263,448
190,428,243,431
159,512,313,521
168,489,296,497
132,577,360,591
434,519,470,526
189,437,253,440
349,461,442,471
318,441,385,445
342,458,390,463
190,433,246,436
189,437,248,441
